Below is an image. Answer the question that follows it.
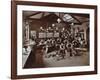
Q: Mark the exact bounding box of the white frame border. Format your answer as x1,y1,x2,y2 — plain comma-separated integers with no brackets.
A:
17,5,95,75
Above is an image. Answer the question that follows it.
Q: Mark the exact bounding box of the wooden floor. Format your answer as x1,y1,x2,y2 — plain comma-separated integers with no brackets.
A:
43,51,89,67
23,49,89,68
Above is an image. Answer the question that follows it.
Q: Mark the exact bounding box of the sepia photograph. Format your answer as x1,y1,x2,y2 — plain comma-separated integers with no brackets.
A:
22,11,90,68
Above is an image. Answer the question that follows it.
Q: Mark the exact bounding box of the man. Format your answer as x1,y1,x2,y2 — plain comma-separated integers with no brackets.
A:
60,43,66,59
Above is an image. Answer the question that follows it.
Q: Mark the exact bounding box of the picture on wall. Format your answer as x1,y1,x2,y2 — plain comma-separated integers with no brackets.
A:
11,1,97,79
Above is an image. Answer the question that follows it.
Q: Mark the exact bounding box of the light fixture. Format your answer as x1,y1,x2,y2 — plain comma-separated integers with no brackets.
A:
71,23,74,26
52,24,55,27
57,18,61,23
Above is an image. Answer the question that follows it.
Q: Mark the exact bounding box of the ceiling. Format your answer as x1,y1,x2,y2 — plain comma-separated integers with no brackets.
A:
23,11,89,25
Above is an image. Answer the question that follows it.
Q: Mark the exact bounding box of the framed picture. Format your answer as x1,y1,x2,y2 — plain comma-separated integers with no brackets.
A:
11,1,97,79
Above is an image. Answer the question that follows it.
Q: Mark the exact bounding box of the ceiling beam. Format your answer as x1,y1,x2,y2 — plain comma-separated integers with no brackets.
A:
41,12,45,19
69,14,82,24
70,13,89,18
26,12,42,19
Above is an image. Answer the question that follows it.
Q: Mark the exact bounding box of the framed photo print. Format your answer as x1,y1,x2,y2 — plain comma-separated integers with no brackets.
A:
11,1,97,79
